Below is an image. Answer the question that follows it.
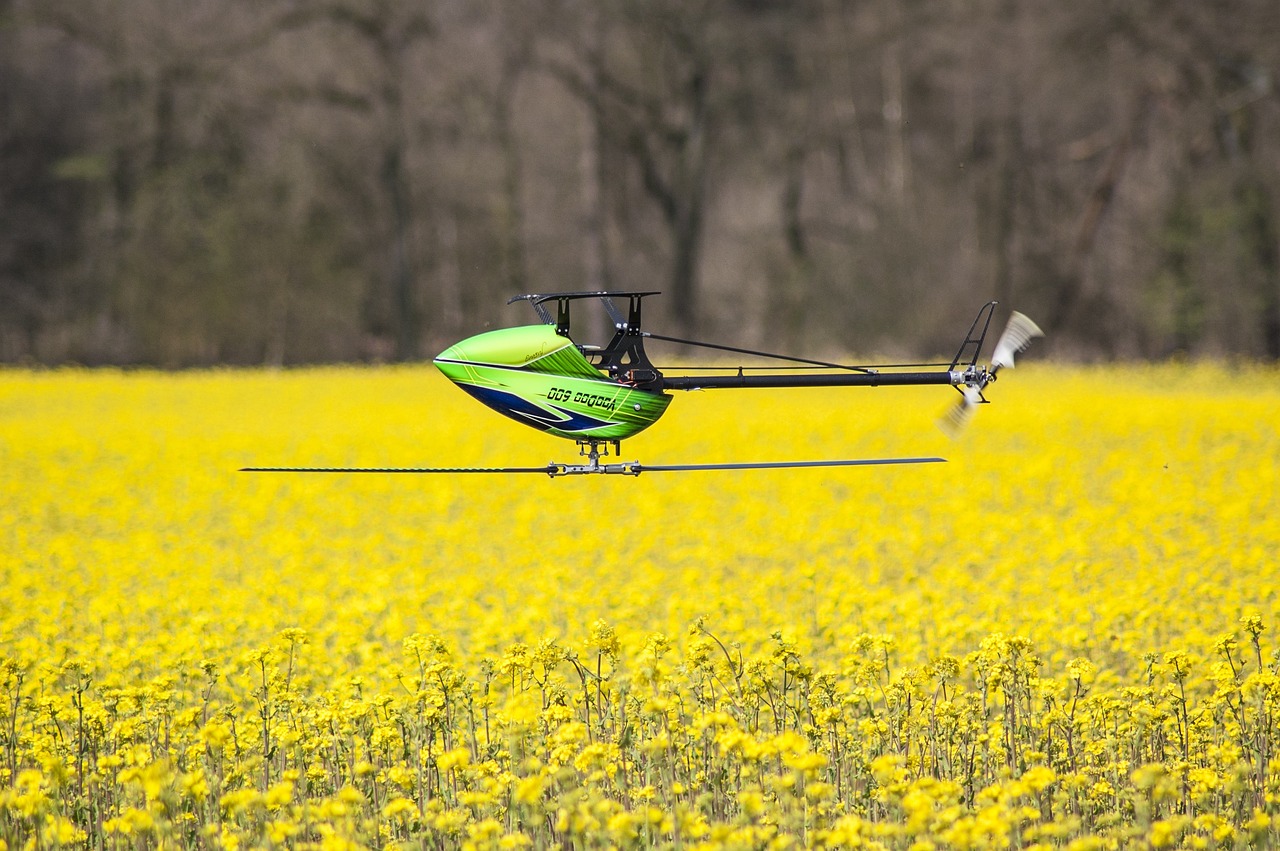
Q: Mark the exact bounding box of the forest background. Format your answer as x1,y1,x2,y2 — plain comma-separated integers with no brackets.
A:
2,0,1278,366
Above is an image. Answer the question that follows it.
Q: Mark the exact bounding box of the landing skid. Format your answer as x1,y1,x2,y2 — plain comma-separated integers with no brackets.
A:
551,440,641,476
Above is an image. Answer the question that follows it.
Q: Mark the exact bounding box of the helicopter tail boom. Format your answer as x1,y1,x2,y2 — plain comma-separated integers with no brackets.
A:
656,301,1008,393
659,369,965,391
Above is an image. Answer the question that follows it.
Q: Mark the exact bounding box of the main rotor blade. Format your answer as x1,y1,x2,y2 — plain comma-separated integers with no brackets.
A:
241,457,946,476
632,457,945,472
241,465,559,474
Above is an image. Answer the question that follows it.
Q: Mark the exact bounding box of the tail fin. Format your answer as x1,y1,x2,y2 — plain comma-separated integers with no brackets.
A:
948,301,1000,371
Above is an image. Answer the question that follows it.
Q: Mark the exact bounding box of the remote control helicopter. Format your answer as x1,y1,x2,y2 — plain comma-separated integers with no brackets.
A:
244,291,1042,477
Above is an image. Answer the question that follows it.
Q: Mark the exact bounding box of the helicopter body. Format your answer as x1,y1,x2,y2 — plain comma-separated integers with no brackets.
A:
434,323,670,441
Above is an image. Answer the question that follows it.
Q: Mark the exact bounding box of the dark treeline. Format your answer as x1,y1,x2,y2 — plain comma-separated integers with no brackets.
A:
2,0,1278,365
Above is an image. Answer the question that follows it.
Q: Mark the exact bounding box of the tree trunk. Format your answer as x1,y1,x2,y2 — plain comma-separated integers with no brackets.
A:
580,6,610,293
668,68,708,336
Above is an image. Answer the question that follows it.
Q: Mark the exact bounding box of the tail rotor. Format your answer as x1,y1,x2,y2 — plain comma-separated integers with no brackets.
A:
940,309,1043,438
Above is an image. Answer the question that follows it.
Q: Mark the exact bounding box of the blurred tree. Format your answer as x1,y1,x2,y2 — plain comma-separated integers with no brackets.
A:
1,0,1277,362
0,15,92,360
545,0,730,336
1050,0,1280,356
276,0,435,361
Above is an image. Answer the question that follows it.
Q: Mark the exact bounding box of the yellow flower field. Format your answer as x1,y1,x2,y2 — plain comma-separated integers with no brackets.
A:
1,362,1277,849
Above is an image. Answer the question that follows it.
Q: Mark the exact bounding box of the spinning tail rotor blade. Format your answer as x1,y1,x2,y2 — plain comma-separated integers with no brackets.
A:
991,311,1044,373
939,385,982,439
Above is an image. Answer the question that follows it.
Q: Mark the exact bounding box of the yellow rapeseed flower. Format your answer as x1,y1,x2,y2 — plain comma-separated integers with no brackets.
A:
3,363,1278,848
